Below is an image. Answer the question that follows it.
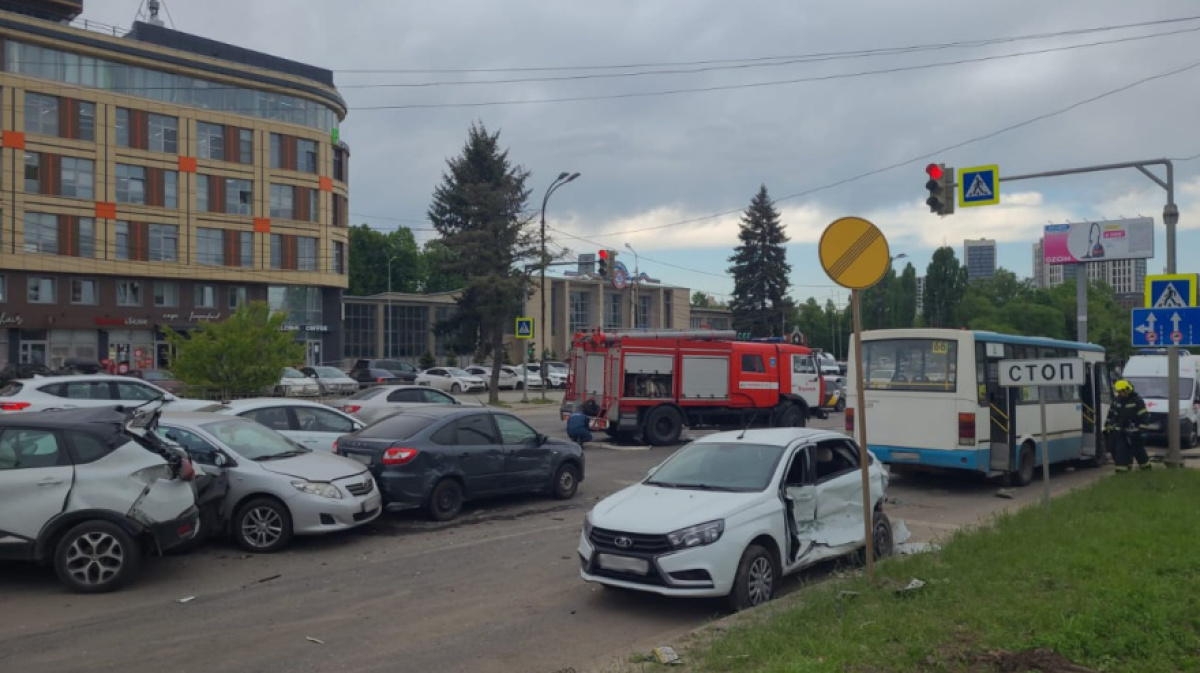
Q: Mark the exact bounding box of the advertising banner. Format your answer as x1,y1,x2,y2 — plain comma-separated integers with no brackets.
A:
1042,217,1154,264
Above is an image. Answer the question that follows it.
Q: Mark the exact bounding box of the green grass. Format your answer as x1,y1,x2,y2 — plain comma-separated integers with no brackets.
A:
689,470,1200,673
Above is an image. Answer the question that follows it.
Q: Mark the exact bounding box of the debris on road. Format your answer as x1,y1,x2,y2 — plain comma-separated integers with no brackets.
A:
652,646,682,665
892,519,912,544
894,578,927,595
895,541,941,555
306,637,325,645
176,596,196,604
996,488,1016,499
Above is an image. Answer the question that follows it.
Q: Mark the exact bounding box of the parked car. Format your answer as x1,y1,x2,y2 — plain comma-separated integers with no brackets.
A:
201,398,364,453
338,384,465,424
155,412,382,553
464,365,520,390
579,428,891,611
416,367,488,394
123,369,186,395
508,364,545,390
544,362,570,388
0,374,212,414
348,359,419,387
333,406,584,521
300,366,359,396
275,367,320,397
526,363,566,389
0,406,200,593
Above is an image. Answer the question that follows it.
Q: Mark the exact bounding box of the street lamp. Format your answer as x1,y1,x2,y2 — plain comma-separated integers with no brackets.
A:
540,171,580,401
624,243,639,328
386,254,397,359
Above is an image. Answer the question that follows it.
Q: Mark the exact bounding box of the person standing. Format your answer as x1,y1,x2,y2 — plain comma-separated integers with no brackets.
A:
1104,380,1152,472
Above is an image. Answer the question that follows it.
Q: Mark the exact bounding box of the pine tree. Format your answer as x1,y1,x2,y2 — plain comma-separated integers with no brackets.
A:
727,185,792,337
427,123,535,403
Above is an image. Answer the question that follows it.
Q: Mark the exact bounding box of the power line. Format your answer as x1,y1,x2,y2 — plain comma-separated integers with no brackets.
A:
348,27,1200,110
333,15,1200,75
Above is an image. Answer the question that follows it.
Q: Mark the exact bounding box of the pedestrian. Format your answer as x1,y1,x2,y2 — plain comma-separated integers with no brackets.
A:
1103,379,1152,472
567,399,599,449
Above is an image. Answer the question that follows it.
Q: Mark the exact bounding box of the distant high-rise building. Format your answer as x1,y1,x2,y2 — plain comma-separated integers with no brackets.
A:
915,276,926,319
964,238,997,281
1031,237,1147,294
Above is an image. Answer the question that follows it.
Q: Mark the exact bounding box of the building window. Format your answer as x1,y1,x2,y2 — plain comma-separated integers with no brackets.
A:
332,193,347,227
228,286,247,309
154,281,178,307
196,175,208,212
0,276,6,303
637,295,651,329
24,92,58,136
23,93,93,140
77,218,95,259
149,224,178,262
115,222,131,260
24,152,40,192
61,157,94,199
78,101,95,141
118,109,178,153
116,164,146,204
238,129,253,164
27,277,55,304
196,176,252,215
227,179,252,215
569,291,591,333
605,293,622,329
116,281,143,307
270,184,294,219
270,133,282,168
196,228,223,266
664,292,673,329
298,139,318,173
333,146,348,182
148,113,178,153
240,232,253,268
334,241,345,274
270,234,283,269
298,237,317,271
195,285,217,309
23,212,57,254
164,171,178,209
343,303,377,359
196,122,224,160
70,279,97,305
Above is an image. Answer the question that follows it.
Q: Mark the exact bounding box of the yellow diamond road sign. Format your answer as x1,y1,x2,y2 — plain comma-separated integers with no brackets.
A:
819,217,891,290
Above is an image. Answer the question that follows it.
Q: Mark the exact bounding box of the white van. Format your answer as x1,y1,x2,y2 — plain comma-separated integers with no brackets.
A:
1121,352,1200,447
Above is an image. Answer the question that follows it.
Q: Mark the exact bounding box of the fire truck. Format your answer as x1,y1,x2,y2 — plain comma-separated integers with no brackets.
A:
560,329,826,446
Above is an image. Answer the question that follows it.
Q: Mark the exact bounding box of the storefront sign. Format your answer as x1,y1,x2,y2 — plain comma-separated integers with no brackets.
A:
161,313,180,321
0,312,23,327
189,312,222,322
282,324,329,333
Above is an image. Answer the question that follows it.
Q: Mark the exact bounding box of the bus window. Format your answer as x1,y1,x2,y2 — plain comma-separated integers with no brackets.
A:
863,339,957,392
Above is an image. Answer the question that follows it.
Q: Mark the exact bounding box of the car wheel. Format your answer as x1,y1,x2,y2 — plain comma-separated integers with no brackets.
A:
551,463,580,499
515,381,524,390
54,521,142,594
728,544,777,612
428,479,465,521
855,510,894,564
643,406,684,446
835,397,846,413
1012,442,1036,487
776,403,806,428
233,498,293,553
451,383,462,394
1187,421,1199,449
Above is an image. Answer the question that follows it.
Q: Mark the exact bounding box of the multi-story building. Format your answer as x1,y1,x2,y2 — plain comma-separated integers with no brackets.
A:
963,238,996,281
0,1,349,370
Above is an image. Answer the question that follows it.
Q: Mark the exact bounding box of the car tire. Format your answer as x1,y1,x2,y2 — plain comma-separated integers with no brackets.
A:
643,406,684,446
233,498,293,553
515,381,524,390
54,520,142,594
428,479,465,522
1187,421,1199,449
451,383,462,394
776,403,806,428
551,463,580,500
727,543,778,612
835,397,846,413
1012,443,1036,487
854,510,894,565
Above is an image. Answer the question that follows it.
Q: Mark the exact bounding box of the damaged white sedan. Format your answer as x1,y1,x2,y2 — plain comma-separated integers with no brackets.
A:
579,428,892,611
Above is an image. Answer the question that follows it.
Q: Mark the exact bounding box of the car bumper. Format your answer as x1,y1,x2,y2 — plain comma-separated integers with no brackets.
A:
376,471,431,508
146,505,201,552
288,488,382,535
576,532,736,598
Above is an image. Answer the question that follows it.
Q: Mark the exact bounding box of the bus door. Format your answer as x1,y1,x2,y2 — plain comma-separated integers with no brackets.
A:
1080,362,1107,459
981,343,1018,472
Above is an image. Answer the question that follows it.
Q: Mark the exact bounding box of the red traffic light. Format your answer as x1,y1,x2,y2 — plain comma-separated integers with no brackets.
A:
925,163,944,180
598,249,608,259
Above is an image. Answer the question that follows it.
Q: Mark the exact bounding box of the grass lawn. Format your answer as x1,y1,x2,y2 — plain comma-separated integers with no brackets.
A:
688,469,1200,673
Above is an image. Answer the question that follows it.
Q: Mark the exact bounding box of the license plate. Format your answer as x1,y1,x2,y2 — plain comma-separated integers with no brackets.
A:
597,554,649,574
346,453,372,465
362,495,381,513
891,451,920,461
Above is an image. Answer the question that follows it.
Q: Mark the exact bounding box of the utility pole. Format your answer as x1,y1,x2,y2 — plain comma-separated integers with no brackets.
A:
539,172,580,401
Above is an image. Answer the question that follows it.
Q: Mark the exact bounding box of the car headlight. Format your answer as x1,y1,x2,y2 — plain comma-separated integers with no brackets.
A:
291,480,342,499
583,513,594,539
667,520,724,550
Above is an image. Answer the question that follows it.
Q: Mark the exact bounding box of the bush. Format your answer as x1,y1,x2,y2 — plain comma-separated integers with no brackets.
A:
419,351,436,370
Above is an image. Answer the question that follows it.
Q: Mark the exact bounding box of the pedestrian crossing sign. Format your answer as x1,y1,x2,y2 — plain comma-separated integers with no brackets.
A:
957,164,1000,208
1145,274,1197,309
515,317,534,339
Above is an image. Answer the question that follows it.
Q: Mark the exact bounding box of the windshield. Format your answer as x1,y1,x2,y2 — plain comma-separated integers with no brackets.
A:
200,419,308,460
314,367,344,378
863,338,957,392
1125,377,1194,400
281,367,306,379
645,442,785,492
447,368,471,377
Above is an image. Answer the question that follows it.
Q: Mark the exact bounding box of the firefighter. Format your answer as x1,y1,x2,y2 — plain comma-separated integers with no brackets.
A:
1104,380,1152,472
567,399,599,449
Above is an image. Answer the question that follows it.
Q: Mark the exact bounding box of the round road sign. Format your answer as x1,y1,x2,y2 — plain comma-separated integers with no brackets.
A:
818,217,891,290
1147,331,1158,344
1172,331,1183,344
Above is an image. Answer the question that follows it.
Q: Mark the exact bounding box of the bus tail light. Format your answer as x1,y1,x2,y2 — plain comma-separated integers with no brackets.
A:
958,412,976,446
845,408,854,432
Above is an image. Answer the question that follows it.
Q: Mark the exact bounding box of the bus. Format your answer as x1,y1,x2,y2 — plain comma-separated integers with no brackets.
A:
845,329,1110,485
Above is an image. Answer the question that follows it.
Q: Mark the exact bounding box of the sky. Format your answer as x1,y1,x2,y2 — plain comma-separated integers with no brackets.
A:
84,0,1200,307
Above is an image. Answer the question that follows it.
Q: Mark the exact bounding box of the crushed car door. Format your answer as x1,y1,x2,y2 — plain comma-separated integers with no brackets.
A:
811,438,866,551
780,444,817,567
0,429,72,553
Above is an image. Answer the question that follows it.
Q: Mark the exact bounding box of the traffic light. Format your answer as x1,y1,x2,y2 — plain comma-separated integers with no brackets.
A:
527,342,536,359
597,249,609,278
925,163,955,216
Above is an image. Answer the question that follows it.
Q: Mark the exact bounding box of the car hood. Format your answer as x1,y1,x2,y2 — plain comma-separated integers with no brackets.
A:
254,451,368,481
164,398,220,412
590,484,763,534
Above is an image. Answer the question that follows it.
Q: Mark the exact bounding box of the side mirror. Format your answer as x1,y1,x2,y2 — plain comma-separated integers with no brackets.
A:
214,453,229,468
537,434,549,446
163,394,177,402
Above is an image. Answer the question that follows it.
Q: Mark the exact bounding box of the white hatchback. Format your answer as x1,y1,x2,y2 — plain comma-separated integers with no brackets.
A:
579,428,891,611
199,399,365,453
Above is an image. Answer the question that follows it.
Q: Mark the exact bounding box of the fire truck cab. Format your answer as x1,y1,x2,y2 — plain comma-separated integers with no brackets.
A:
560,330,826,446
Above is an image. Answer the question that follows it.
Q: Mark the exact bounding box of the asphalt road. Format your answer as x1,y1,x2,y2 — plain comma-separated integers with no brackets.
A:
0,394,1113,673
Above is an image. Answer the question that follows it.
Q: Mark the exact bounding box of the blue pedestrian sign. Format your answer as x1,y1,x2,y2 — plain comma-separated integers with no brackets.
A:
957,164,1000,208
1145,273,1197,308
515,317,533,339
1131,307,1200,347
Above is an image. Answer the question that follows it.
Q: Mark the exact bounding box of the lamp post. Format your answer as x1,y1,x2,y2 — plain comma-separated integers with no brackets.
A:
624,242,639,328
386,254,397,359
540,171,580,401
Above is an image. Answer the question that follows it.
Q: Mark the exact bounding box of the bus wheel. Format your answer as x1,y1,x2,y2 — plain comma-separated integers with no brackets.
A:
643,406,683,446
1012,442,1036,487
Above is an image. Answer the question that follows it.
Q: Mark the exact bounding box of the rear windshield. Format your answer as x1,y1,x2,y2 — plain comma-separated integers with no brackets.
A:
0,382,23,397
357,414,437,440
863,338,957,392
346,387,388,401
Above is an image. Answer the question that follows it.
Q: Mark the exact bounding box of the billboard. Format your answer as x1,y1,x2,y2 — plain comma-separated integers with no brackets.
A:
1042,217,1154,265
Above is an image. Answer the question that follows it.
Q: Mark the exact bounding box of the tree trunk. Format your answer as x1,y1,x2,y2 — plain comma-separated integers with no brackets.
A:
489,329,504,405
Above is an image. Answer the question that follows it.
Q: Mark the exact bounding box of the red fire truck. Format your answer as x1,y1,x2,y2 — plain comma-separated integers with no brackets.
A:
559,329,826,446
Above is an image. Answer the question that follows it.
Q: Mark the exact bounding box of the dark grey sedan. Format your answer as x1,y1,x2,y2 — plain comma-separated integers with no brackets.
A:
333,407,584,521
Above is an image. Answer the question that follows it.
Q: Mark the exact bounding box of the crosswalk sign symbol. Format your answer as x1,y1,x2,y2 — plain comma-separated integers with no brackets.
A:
1145,274,1197,309
957,164,1000,207
1155,283,1187,308
515,317,533,339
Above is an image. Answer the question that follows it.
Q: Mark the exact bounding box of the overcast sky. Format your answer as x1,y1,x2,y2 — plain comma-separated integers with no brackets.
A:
87,1,1200,306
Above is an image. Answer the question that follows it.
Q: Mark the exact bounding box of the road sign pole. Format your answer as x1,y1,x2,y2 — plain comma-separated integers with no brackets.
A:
1076,264,1088,343
852,289,873,579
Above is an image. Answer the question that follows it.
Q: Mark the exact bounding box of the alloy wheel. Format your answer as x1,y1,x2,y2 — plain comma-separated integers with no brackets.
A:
64,531,125,587
242,506,284,549
747,556,773,606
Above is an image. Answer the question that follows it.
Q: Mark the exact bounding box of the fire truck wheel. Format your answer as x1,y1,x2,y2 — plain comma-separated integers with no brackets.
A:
776,403,806,428
643,406,683,446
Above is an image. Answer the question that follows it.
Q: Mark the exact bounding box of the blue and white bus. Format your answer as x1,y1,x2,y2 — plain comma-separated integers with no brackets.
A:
846,329,1110,485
